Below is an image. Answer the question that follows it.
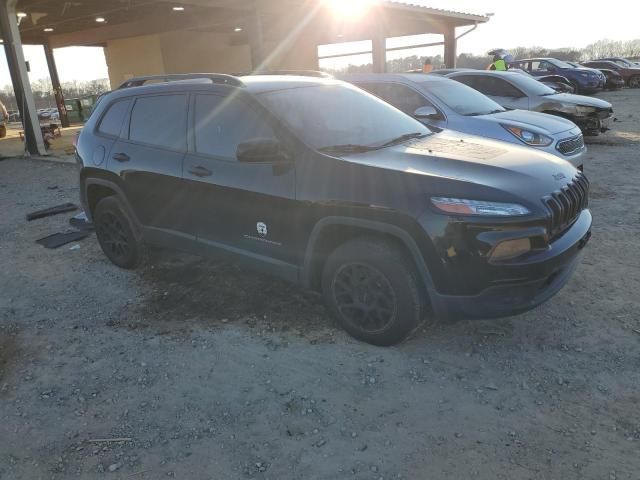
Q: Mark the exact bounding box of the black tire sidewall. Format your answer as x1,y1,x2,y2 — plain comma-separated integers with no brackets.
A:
94,196,143,269
321,238,425,346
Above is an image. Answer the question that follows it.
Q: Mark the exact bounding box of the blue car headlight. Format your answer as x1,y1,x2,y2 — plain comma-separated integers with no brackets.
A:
501,125,553,146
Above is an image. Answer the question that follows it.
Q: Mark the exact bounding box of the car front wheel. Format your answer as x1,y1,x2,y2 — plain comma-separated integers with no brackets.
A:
321,237,429,346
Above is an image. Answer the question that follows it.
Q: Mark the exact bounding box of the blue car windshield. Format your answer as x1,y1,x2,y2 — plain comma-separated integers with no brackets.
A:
422,80,505,116
258,84,431,150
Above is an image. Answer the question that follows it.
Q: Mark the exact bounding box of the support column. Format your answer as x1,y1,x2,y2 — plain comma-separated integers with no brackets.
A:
0,0,46,155
43,43,69,128
371,18,386,73
248,1,265,72
443,24,457,69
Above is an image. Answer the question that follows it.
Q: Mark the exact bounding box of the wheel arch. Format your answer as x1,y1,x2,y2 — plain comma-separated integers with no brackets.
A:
82,172,138,225
301,216,439,306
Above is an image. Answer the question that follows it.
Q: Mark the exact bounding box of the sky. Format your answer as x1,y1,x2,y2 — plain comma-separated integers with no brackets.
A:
1,0,639,87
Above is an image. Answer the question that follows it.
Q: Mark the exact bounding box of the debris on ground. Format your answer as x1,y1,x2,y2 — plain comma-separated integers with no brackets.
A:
26,202,77,221
36,230,91,249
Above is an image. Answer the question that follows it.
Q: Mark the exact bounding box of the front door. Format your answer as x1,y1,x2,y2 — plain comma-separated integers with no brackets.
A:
183,92,297,265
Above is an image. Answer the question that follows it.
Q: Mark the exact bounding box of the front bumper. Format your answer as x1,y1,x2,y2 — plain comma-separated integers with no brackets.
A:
426,209,592,320
575,112,613,134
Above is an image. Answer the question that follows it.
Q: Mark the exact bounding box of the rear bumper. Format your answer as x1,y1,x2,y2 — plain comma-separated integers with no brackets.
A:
429,209,592,320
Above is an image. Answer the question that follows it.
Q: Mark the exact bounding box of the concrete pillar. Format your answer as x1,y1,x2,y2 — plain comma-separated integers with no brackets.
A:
248,1,265,72
371,20,386,73
0,0,46,155
443,24,457,69
43,43,70,128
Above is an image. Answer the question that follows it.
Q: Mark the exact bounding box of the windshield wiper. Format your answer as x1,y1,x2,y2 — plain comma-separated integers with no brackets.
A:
317,144,377,154
377,132,427,148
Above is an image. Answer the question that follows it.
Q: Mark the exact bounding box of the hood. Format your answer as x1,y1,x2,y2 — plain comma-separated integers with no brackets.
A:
547,93,612,110
341,130,578,201
478,109,576,134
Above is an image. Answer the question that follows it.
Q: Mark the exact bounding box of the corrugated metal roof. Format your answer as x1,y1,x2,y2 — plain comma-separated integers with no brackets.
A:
381,1,490,23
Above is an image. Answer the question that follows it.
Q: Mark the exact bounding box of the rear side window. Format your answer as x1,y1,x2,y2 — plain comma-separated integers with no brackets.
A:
194,94,276,160
129,95,187,151
97,99,130,137
456,76,524,98
359,83,431,115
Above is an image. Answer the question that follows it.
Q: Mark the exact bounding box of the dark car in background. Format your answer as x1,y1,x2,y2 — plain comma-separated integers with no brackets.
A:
595,57,640,68
600,69,626,90
564,62,625,90
446,70,613,136
76,74,592,346
511,58,605,94
582,60,640,88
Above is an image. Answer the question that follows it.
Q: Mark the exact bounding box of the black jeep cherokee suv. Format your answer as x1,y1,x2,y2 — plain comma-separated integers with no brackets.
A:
76,74,592,346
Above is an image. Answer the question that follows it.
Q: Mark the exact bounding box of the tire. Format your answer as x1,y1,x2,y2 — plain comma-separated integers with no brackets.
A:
94,196,145,269
629,76,640,88
321,237,428,346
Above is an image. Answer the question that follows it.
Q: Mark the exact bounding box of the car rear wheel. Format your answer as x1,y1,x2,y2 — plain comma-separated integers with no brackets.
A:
321,237,429,346
94,196,146,269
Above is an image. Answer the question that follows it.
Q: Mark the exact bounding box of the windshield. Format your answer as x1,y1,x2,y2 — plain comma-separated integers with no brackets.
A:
257,84,431,150
510,74,556,96
548,59,575,69
422,80,505,116
613,59,633,67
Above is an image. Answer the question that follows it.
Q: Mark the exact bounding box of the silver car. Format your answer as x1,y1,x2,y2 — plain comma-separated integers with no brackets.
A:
446,70,613,137
342,73,585,169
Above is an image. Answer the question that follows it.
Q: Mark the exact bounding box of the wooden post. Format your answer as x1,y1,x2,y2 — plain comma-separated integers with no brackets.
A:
443,24,457,69
43,42,70,128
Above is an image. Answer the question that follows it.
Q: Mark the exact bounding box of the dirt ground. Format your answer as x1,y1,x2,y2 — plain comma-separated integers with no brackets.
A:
1,89,639,480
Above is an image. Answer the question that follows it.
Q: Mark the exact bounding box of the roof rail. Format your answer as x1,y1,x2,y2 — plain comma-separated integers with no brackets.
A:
237,70,333,78
118,73,244,89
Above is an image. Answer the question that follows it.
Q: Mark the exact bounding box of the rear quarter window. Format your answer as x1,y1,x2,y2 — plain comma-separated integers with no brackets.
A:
97,99,131,137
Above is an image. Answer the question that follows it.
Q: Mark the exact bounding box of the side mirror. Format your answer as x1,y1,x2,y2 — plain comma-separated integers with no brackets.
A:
237,138,288,163
413,106,439,119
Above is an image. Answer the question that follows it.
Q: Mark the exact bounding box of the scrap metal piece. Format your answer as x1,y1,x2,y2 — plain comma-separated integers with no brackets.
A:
26,202,77,221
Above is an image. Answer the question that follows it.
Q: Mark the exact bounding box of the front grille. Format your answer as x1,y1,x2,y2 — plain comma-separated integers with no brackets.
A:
543,173,590,238
556,135,585,156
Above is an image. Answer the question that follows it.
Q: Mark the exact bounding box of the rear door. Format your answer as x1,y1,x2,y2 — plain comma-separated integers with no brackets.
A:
107,93,191,235
183,92,297,264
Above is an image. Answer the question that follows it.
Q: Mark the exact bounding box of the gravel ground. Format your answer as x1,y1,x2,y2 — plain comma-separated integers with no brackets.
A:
1,89,639,480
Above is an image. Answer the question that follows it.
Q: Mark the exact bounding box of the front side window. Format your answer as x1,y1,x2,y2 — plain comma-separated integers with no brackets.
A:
194,94,276,160
257,84,430,150
97,99,130,137
129,95,187,151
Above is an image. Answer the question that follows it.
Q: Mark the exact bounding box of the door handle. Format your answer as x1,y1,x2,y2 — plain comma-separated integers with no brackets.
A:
112,152,130,162
188,165,212,177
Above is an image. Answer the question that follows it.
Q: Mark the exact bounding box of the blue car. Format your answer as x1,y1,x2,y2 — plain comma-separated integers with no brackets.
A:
510,58,605,94
341,73,585,169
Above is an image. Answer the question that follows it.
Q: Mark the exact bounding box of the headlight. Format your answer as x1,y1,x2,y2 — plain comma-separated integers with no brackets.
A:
502,125,553,146
575,105,596,115
580,72,589,77
431,197,531,216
